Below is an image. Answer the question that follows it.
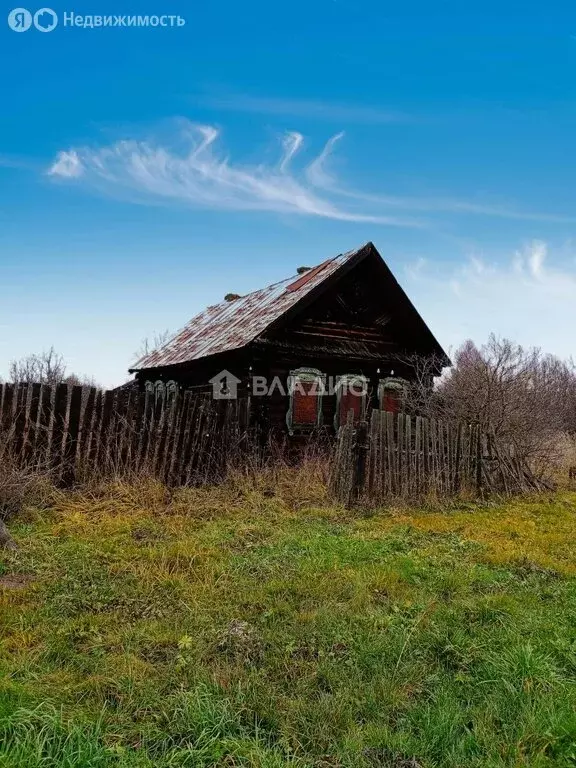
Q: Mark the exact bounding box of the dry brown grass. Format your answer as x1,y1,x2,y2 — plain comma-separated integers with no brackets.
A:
0,458,57,523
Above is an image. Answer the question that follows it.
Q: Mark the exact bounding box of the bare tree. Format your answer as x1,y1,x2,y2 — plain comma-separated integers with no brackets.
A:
438,336,575,471
393,351,448,419
9,347,67,385
397,336,576,476
134,329,172,362
8,347,98,387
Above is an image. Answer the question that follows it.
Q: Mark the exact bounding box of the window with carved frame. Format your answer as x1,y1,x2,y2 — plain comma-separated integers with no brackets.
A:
286,368,326,435
378,377,406,413
334,374,368,429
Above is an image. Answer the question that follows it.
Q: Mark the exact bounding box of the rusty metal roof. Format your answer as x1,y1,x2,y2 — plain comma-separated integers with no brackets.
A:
131,243,369,371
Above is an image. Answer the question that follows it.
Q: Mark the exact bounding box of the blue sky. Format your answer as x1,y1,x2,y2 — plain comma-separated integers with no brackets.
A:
1,0,575,386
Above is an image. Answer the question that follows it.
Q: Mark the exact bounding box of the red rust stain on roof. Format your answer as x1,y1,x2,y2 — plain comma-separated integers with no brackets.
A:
132,244,368,370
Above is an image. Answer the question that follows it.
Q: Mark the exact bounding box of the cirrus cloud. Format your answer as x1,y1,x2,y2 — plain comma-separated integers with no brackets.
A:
48,121,576,228
48,122,422,227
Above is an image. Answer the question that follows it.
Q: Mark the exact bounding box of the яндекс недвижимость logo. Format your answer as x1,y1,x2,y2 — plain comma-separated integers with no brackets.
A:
8,7,58,31
7,9,185,30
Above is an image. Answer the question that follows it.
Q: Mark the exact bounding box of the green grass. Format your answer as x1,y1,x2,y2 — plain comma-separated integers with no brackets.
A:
1,475,576,767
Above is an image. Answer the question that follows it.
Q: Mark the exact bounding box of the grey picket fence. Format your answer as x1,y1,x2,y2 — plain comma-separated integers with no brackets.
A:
330,409,548,505
0,383,252,486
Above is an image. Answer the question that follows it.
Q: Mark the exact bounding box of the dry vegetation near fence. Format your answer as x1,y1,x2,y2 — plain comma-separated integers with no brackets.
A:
402,335,576,479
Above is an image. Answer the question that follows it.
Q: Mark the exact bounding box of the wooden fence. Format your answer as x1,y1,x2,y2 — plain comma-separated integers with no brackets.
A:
330,409,548,505
1,383,550,499
0,383,252,486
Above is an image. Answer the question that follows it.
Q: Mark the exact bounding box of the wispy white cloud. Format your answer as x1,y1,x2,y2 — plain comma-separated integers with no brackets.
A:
404,240,576,361
49,150,83,178
47,122,422,226
48,121,576,227
279,131,304,173
305,131,345,187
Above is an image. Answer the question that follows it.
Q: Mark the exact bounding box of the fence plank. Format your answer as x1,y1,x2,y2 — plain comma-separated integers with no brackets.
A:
1,385,16,449
12,384,29,458
34,385,53,469
62,385,83,485
385,411,395,495
396,413,405,496
167,392,190,485
87,390,104,469
51,384,69,479
453,422,462,493
78,387,97,469
405,414,412,496
24,383,42,465
414,416,422,496
371,411,379,497
96,390,115,473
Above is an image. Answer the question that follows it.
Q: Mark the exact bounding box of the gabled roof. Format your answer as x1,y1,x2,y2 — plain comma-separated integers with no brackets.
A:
130,242,448,371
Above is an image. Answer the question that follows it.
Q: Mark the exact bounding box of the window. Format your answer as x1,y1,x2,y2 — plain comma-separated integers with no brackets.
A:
334,374,368,429
378,377,405,413
286,368,325,434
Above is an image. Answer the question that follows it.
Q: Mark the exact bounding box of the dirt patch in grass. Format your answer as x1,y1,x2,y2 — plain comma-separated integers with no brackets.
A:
0,574,34,589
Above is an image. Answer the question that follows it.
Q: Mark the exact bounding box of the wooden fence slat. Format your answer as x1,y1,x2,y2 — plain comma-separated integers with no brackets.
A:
61,385,83,485
415,416,422,496
368,409,379,495
24,383,42,465
87,390,104,469
151,396,169,476
184,398,209,484
385,411,395,495
179,394,201,484
12,384,29,458
34,385,53,469
453,422,463,493
78,387,97,468
96,390,115,473
405,414,412,496
139,391,157,474
1,385,15,450
51,384,70,480
421,416,429,494
119,391,138,470
396,413,405,496
167,392,190,485
158,394,179,481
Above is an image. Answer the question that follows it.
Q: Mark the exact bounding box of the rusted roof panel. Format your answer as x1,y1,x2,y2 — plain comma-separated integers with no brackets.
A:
131,244,368,371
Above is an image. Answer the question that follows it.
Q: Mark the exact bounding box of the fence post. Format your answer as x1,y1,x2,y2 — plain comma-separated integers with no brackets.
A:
350,419,369,504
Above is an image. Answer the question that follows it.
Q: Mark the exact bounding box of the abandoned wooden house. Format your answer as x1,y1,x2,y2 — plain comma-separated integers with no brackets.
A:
130,241,449,435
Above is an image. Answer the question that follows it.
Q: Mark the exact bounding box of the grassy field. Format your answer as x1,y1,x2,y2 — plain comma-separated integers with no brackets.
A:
1,471,575,767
